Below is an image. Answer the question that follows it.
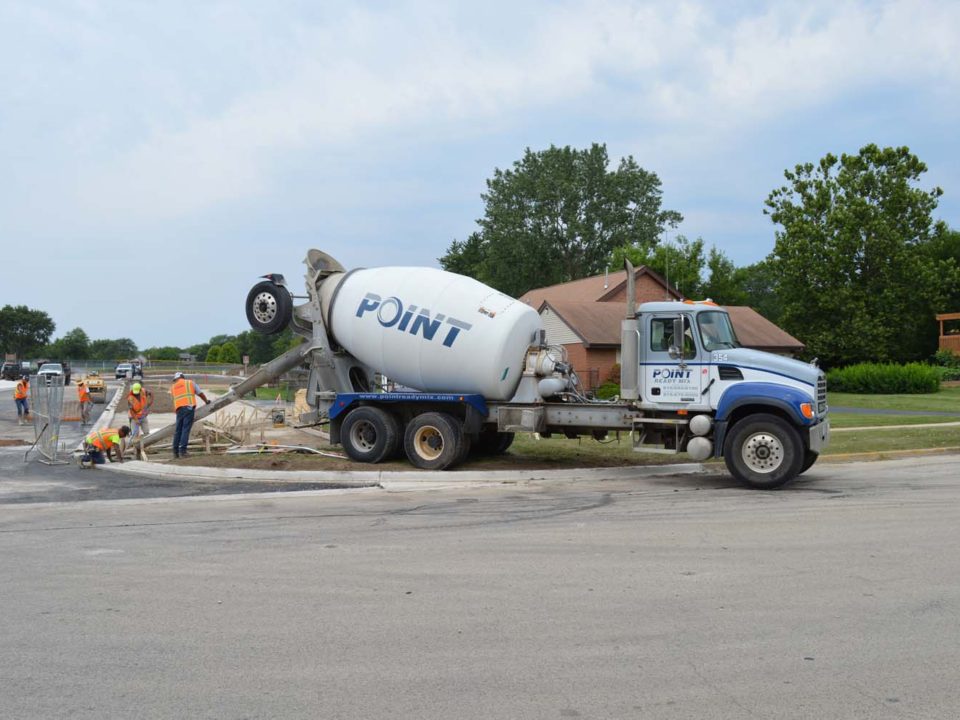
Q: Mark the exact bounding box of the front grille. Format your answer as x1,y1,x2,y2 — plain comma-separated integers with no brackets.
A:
817,374,827,414
718,365,743,381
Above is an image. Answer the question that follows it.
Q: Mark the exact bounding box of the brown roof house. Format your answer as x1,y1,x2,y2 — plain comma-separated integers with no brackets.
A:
520,267,804,391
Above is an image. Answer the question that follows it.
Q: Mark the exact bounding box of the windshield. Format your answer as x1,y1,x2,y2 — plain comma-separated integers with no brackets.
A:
697,311,739,351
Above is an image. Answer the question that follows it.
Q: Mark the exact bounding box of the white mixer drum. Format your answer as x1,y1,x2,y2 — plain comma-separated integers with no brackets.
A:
327,266,542,400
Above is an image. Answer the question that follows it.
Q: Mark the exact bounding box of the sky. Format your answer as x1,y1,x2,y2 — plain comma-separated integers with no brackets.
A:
1,0,958,350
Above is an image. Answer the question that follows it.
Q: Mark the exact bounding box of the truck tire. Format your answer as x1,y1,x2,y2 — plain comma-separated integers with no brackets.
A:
341,407,400,464
723,413,804,490
404,412,462,470
246,281,292,335
798,450,819,475
454,429,472,467
473,429,515,455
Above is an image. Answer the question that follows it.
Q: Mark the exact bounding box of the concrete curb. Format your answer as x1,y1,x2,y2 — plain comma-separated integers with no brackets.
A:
100,460,708,491
816,447,960,463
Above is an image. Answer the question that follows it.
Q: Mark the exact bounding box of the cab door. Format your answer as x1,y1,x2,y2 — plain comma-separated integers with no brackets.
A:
642,314,705,406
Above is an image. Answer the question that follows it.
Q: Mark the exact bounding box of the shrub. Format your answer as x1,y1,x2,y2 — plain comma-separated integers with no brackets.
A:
595,381,621,400
827,362,940,394
935,365,960,382
933,349,960,368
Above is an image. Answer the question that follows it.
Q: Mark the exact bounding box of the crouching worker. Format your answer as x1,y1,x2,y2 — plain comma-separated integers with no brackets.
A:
82,425,130,465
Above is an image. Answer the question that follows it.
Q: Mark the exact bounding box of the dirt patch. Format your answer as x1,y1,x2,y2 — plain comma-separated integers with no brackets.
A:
126,379,235,415
0,439,27,447
172,447,658,473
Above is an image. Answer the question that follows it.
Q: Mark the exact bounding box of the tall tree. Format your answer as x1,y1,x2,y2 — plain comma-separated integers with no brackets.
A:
219,341,241,364
88,338,138,361
765,144,958,366
440,144,682,297
924,225,960,312
610,235,706,299
0,305,55,358
701,247,749,306
737,259,784,324
48,327,91,359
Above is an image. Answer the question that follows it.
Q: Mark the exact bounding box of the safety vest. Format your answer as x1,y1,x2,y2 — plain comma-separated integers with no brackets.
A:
14,381,28,400
86,428,120,451
171,378,197,409
78,385,91,403
128,390,151,417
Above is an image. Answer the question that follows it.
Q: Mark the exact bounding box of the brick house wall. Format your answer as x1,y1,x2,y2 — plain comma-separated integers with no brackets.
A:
563,343,619,391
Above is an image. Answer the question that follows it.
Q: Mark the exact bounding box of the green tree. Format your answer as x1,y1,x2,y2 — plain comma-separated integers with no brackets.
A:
924,225,960,313
219,341,241,364
610,235,705,299
143,346,182,361
737,259,784,325
237,329,284,365
88,338,138,361
765,144,958,366
205,345,222,363
271,329,302,357
701,247,749,306
440,143,682,297
0,305,55,358
48,327,91,359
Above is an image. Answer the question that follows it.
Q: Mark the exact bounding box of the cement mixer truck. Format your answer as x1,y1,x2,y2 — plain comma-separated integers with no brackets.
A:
243,250,829,489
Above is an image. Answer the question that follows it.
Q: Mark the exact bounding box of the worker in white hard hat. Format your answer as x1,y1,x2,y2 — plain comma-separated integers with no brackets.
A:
127,381,154,439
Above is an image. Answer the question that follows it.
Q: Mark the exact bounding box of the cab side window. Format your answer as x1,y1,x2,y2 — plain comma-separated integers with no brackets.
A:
650,317,696,358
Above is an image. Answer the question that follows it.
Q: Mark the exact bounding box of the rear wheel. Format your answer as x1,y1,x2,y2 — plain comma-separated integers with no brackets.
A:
723,414,803,490
340,407,400,464
246,281,293,334
404,412,462,470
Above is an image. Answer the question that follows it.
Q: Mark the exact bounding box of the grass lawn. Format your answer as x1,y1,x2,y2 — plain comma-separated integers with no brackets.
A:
823,424,960,455
254,385,297,402
829,386,960,414
828,413,959,428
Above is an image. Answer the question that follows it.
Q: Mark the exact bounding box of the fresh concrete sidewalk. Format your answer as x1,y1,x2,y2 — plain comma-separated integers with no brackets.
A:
100,459,708,491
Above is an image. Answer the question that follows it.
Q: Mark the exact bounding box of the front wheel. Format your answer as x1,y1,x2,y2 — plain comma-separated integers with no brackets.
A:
245,281,293,334
798,450,819,475
723,414,804,490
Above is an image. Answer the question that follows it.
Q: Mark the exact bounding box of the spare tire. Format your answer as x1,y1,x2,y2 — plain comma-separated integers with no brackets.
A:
246,281,293,334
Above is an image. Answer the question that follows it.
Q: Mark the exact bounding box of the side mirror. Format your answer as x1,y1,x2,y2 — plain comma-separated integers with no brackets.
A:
670,317,687,364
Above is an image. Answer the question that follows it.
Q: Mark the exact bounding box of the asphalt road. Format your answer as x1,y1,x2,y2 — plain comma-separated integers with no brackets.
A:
2,454,959,719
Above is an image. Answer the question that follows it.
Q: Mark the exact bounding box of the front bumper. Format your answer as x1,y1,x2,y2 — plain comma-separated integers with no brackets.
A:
809,418,830,453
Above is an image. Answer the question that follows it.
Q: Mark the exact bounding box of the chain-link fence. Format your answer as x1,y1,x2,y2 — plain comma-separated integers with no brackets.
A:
30,372,68,464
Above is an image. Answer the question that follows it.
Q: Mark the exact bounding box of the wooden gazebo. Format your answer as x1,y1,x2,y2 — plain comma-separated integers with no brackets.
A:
936,313,960,355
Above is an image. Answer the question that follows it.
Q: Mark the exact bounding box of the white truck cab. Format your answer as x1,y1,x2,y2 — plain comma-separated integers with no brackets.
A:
627,301,830,488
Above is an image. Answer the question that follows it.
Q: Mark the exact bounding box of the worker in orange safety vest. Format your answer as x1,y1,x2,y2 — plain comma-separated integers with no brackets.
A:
126,382,154,439
77,380,93,425
170,372,210,458
14,375,30,425
82,425,130,464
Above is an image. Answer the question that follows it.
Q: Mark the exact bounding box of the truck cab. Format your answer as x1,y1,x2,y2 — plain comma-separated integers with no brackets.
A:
631,301,830,488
